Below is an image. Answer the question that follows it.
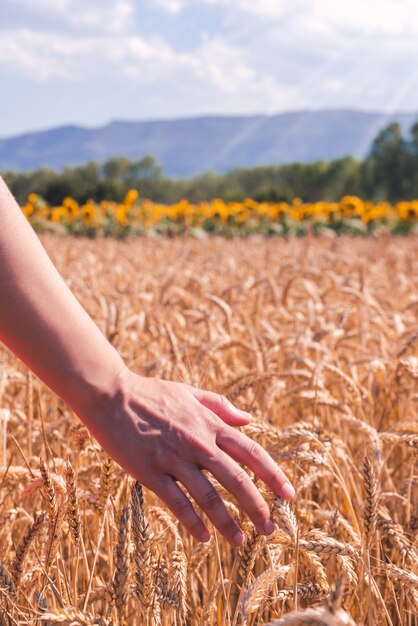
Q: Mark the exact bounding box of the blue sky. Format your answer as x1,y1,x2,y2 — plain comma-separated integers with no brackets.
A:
1,0,418,137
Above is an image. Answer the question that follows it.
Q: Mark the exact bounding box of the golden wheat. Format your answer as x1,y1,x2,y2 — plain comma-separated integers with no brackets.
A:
0,234,417,625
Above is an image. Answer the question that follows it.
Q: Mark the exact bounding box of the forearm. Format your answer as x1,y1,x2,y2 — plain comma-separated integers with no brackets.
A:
0,178,125,415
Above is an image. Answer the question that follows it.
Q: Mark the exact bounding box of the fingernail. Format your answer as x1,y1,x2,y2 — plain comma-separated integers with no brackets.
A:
263,518,275,535
233,530,245,547
200,529,211,542
281,482,296,500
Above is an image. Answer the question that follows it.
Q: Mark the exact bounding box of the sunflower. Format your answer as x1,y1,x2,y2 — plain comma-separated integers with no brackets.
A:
81,203,97,227
124,189,139,206
63,197,79,220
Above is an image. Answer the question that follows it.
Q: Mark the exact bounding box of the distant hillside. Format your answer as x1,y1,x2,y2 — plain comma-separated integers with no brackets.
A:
0,109,417,177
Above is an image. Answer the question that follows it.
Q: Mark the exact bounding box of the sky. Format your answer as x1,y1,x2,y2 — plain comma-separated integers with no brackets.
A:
1,0,418,137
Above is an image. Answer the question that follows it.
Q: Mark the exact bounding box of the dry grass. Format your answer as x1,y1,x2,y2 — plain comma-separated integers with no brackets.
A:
0,233,417,626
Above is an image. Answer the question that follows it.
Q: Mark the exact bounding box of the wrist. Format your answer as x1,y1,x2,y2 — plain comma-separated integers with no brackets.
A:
60,350,129,424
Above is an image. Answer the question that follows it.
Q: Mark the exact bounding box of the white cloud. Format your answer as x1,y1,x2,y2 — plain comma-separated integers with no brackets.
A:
309,0,418,35
11,0,71,10
153,0,290,18
0,30,77,80
0,29,162,80
155,0,418,35
153,0,185,15
3,0,135,33
66,0,418,36
0,25,296,115
233,0,418,32
71,1,134,32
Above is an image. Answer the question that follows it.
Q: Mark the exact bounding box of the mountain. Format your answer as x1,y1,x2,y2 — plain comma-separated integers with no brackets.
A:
0,109,416,177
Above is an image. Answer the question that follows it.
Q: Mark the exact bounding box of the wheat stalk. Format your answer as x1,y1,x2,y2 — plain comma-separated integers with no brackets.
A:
11,512,46,586
131,482,154,619
39,457,57,524
65,461,80,551
113,506,131,625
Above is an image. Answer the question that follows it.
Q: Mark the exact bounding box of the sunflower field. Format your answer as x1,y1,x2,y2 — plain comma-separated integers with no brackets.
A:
21,191,418,238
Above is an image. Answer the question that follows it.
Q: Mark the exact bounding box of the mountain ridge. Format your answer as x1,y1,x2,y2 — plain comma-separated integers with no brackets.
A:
1,109,416,177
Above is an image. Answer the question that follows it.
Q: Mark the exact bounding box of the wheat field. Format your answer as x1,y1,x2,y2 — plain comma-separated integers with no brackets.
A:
0,234,417,626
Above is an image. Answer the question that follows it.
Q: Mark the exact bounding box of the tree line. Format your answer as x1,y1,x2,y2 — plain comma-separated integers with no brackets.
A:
3,120,418,205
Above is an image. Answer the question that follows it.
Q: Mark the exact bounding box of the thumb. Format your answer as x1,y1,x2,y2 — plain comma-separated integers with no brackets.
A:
186,386,253,426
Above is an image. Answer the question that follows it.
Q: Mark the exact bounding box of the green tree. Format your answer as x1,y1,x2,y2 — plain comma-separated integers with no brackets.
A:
367,122,415,201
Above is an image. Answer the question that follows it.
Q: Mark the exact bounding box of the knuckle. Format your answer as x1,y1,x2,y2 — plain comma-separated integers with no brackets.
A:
230,469,251,490
180,429,211,454
171,497,191,516
201,488,222,509
160,450,179,470
218,394,230,407
248,439,263,460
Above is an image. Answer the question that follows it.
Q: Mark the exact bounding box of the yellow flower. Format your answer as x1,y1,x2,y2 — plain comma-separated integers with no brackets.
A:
235,209,251,223
210,199,228,222
124,189,139,206
28,193,39,204
340,195,364,215
22,204,34,218
396,201,418,220
51,207,67,223
81,204,97,227
116,205,129,225
244,198,259,210
63,197,79,219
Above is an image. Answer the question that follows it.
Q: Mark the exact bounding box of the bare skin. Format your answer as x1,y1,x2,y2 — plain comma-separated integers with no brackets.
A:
0,177,295,547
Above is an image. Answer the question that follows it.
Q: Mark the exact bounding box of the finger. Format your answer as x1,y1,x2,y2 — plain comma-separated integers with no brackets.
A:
184,386,252,426
205,450,276,536
175,464,244,547
152,475,211,543
217,427,296,500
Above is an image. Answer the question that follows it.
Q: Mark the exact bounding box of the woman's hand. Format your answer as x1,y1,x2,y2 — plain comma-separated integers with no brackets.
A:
83,367,295,548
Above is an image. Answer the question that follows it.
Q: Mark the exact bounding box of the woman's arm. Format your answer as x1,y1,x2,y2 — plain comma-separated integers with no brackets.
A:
0,178,294,547
0,179,125,414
